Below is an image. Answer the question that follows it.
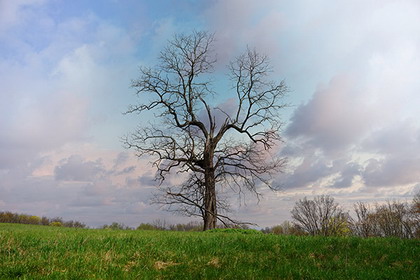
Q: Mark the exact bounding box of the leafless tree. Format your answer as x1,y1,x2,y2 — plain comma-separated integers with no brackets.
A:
124,31,288,230
371,200,416,238
411,191,420,238
351,202,375,237
291,195,349,236
351,196,419,238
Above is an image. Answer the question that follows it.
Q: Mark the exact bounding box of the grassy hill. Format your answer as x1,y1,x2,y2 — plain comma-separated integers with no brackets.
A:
0,223,419,279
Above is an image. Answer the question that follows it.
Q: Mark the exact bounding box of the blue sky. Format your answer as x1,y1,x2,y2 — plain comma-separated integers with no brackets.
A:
1,0,419,228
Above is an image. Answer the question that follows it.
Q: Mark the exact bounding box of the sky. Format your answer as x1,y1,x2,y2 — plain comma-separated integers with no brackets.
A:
1,0,419,228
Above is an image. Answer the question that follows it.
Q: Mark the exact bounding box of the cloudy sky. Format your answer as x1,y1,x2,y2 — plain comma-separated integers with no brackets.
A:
1,0,419,228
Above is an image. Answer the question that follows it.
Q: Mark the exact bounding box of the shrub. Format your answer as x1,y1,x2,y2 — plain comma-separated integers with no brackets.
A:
137,223,158,230
102,222,131,230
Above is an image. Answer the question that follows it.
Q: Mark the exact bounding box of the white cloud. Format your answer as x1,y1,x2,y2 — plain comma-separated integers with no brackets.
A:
0,0,47,31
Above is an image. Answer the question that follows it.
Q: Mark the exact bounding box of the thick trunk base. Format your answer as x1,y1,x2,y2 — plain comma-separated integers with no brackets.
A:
203,179,217,231
203,198,217,230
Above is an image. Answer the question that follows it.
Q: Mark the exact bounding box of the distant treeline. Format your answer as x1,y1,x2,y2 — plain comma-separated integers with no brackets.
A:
102,220,204,231
102,219,252,231
263,192,420,239
0,211,86,228
106,192,419,239
2,191,418,239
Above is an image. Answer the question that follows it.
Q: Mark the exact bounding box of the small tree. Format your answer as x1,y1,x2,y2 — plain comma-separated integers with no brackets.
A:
291,195,348,236
411,191,420,238
371,200,415,238
413,191,420,214
351,202,375,237
102,222,130,230
125,31,288,230
41,216,50,226
49,221,62,227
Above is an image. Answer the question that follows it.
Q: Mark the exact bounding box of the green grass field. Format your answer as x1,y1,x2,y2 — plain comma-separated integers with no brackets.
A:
0,223,418,279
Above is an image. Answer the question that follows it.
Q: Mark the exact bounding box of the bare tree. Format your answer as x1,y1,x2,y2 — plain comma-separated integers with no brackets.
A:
351,195,419,238
124,31,288,230
291,195,349,236
351,202,375,237
371,200,416,238
411,191,420,238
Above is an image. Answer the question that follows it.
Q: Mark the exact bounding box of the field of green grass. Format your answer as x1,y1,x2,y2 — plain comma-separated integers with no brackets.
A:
0,223,418,279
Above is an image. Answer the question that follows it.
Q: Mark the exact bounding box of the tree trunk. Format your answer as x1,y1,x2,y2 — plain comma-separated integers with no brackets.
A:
203,145,217,231
203,173,217,230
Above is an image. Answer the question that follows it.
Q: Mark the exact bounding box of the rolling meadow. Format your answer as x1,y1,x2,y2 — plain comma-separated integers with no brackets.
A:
1,223,419,279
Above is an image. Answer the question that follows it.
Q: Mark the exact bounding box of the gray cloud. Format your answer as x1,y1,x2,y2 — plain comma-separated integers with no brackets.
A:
283,84,420,190
285,75,373,155
359,120,420,188
362,157,420,188
54,155,106,182
138,173,157,187
113,152,130,167
282,156,332,189
115,166,136,176
362,120,420,156
328,162,361,189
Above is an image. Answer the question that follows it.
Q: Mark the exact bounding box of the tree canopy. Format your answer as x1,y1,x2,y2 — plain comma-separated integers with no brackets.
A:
125,31,288,230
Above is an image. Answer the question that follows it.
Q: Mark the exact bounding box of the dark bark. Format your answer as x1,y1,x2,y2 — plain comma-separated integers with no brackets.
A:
203,143,217,230
203,168,217,230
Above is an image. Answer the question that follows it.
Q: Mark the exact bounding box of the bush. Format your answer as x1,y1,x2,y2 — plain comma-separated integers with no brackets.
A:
102,222,131,230
137,223,158,230
27,216,41,225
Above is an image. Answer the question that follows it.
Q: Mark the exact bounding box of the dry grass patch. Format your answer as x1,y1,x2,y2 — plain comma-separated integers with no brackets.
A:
153,261,180,270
